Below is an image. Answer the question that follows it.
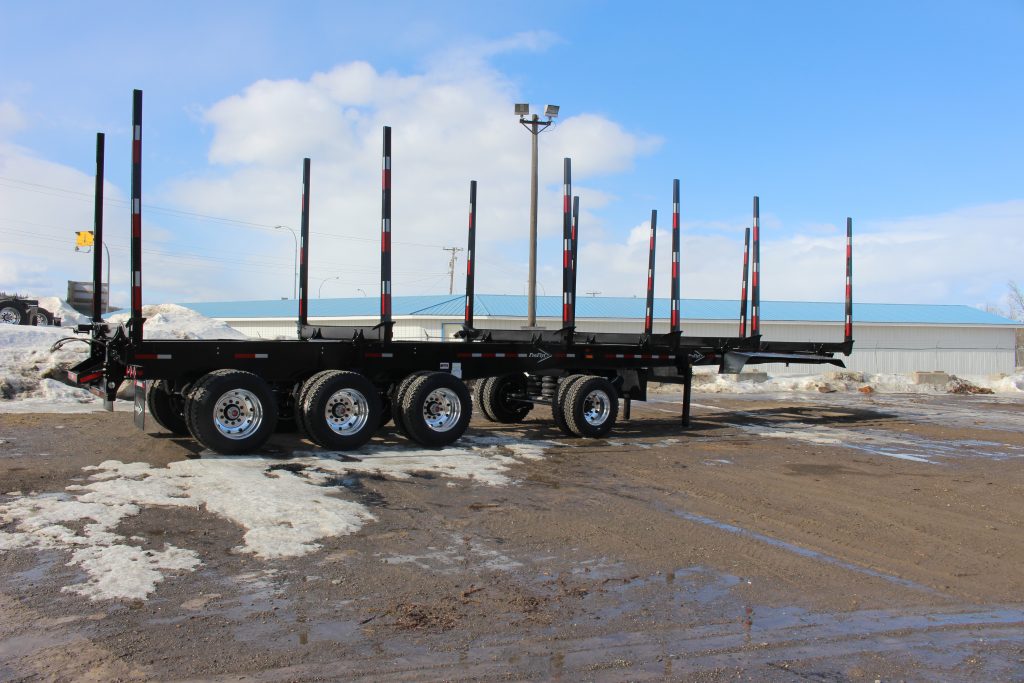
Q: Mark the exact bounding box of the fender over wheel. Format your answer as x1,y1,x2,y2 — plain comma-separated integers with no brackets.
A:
301,370,381,450
563,375,619,439
186,369,278,454
401,372,472,448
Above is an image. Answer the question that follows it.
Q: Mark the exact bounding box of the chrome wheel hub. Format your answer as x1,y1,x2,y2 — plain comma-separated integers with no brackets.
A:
324,388,370,435
213,389,264,440
422,388,461,432
582,389,612,427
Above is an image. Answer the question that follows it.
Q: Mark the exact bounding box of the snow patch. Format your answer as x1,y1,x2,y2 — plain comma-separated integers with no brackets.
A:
107,304,250,340
658,370,1024,396
0,302,250,408
0,436,550,601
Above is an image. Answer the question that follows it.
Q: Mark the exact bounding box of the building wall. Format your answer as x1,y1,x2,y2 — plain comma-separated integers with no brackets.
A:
222,315,1018,376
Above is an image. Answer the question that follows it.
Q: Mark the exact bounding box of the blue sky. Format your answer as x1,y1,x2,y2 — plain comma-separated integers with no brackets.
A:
1,1,1021,311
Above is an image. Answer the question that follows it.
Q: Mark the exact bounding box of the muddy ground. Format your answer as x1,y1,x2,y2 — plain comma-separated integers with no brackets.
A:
2,391,1024,681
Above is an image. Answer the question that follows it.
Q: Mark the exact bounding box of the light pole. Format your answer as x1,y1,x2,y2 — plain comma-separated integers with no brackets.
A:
275,224,298,300
318,276,342,298
516,103,558,327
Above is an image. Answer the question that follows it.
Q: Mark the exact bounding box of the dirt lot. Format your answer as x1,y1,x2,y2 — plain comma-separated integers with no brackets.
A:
2,390,1024,681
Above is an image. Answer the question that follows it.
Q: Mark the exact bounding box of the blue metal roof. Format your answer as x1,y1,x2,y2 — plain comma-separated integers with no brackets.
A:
181,295,1020,326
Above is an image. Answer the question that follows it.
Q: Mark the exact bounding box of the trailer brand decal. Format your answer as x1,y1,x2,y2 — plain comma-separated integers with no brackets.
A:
364,352,394,358
134,353,172,360
234,353,269,359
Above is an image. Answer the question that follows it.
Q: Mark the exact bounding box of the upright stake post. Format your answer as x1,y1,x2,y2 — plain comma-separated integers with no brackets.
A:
844,217,853,346
670,179,681,334
129,89,143,344
751,196,761,338
570,195,580,319
561,158,574,332
297,158,311,332
739,227,750,336
644,210,657,335
92,133,105,323
380,126,393,341
463,180,477,330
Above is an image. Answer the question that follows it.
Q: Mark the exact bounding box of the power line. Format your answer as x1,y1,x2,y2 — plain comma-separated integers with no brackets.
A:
0,175,448,248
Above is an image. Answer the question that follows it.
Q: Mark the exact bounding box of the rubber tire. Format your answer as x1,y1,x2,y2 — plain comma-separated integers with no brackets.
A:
474,378,497,422
184,375,217,441
391,371,432,438
481,373,532,423
0,304,23,325
563,375,619,439
401,372,472,448
293,370,337,439
186,369,278,455
34,308,53,326
301,370,381,451
146,380,189,435
551,374,587,436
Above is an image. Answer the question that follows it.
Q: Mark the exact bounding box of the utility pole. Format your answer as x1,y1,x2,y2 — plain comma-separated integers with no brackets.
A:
515,103,559,327
443,246,464,295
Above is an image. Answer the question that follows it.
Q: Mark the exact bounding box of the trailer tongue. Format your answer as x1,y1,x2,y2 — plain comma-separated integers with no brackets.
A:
68,89,853,455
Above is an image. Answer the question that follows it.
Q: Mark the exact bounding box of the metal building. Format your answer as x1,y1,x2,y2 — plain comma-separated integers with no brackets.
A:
184,294,1020,376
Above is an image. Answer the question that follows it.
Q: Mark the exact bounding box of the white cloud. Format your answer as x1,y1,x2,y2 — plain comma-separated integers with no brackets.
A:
165,53,658,300
573,200,1024,306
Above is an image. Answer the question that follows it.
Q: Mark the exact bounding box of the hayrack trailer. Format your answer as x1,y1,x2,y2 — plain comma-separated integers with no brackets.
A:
65,89,853,455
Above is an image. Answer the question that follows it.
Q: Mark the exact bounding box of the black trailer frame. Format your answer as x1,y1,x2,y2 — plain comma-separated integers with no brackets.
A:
66,89,853,455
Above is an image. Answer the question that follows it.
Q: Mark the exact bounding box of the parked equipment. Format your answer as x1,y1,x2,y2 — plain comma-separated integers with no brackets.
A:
0,294,60,326
66,90,854,455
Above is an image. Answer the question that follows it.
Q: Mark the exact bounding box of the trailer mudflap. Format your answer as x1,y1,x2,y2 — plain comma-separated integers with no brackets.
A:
723,350,846,375
133,380,147,429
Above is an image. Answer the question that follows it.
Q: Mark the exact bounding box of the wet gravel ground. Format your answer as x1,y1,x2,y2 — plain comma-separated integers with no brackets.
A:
2,391,1024,681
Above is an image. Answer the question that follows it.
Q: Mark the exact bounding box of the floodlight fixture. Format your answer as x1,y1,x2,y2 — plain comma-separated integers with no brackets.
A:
514,103,530,116
544,104,559,118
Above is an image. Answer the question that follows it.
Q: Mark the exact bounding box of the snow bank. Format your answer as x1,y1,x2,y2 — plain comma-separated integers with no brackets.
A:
33,296,90,327
107,304,249,340
0,303,251,409
668,369,1024,396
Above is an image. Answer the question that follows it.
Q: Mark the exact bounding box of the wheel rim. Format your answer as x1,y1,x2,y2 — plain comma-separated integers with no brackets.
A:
213,388,264,440
422,387,462,432
582,389,612,427
34,313,47,326
323,388,370,436
0,307,21,324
